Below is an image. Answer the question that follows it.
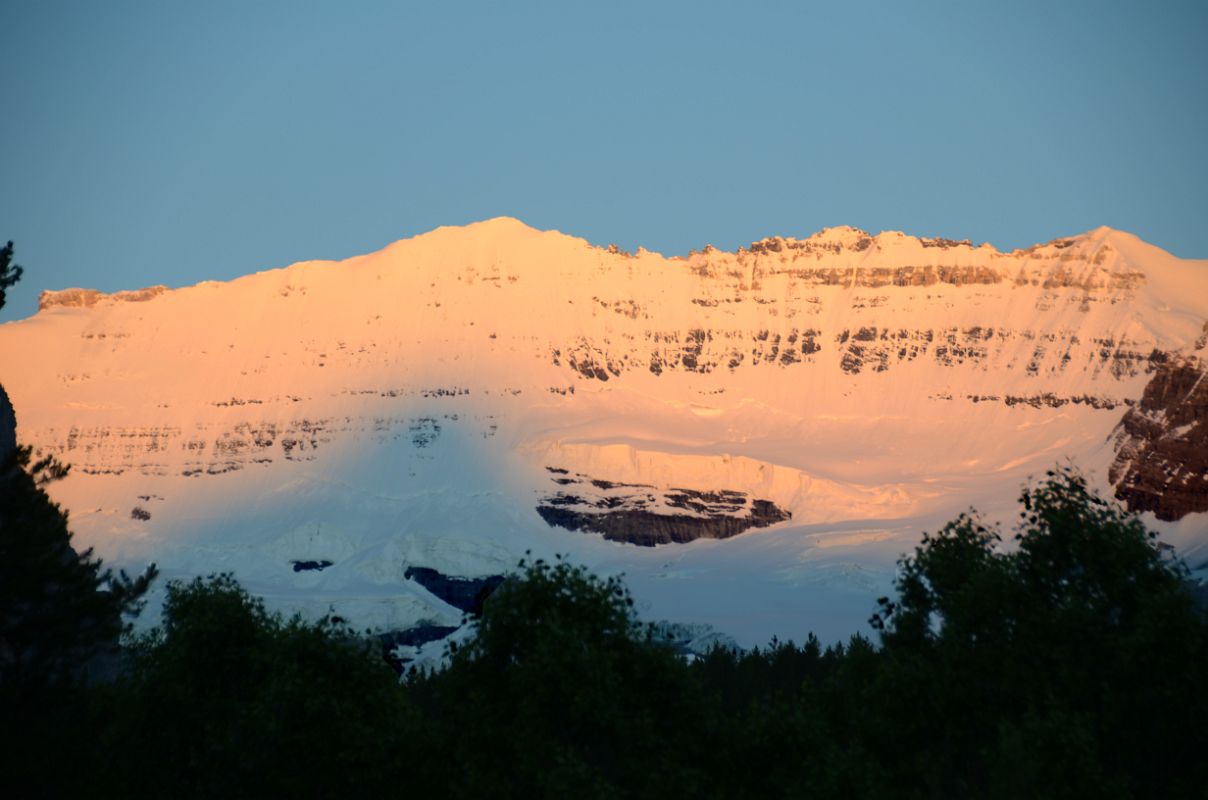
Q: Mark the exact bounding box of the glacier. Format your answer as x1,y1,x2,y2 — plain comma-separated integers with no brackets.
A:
1,217,1205,647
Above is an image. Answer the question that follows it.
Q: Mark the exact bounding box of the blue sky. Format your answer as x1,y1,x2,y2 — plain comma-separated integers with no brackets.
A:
2,0,1206,321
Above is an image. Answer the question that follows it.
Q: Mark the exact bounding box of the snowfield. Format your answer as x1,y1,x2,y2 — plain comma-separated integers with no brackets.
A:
1,217,1205,647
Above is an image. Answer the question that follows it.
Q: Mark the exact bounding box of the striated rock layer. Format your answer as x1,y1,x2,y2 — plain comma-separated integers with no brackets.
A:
0,217,1205,644
1111,324,1208,521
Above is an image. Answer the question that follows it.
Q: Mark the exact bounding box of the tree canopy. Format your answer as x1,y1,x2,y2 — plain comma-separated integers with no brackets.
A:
3,467,1205,798
105,574,420,798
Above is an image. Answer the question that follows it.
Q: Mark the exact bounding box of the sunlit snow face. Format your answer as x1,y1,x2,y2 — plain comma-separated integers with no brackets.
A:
2,219,1205,647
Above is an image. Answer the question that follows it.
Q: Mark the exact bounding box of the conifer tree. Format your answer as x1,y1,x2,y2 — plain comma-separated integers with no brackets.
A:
0,241,156,687
0,240,22,312
0,446,156,686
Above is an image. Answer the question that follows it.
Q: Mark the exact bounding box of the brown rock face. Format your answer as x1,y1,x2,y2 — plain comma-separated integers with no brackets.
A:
1110,354,1208,521
535,474,792,546
535,501,791,547
38,285,167,311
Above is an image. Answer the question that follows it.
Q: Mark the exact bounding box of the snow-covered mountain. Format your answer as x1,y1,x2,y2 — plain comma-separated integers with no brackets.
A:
2,218,1205,647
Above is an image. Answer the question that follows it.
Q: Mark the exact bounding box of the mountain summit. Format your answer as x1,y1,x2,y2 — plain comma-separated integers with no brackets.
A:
2,219,1205,645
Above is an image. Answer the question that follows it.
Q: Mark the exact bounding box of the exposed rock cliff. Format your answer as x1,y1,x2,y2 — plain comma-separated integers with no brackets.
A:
0,218,1204,645
1110,325,1208,521
39,285,168,311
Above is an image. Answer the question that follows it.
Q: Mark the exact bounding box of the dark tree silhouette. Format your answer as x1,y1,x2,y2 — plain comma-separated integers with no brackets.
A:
866,467,1207,796
104,574,421,797
410,556,713,798
0,472,1194,798
0,240,156,688
0,445,157,687
0,240,22,312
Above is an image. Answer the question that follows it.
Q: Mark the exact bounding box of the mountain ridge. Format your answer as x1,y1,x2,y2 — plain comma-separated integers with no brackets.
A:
31,219,1196,315
3,216,1205,647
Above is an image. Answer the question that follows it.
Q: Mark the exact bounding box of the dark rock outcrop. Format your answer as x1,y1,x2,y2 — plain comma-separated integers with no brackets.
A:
535,474,791,547
291,559,333,572
404,566,505,614
536,505,789,546
538,485,792,548
38,285,167,310
1110,351,1208,521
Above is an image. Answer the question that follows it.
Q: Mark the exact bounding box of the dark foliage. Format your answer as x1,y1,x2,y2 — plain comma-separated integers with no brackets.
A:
95,574,426,798
0,443,157,796
0,445,156,687
409,556,715,797
863,466,1208,797
5,468,1205,798
0,240,22,311
0,242,154,687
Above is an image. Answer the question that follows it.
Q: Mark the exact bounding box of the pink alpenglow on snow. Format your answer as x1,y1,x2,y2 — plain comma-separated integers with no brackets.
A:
2,218,1206,650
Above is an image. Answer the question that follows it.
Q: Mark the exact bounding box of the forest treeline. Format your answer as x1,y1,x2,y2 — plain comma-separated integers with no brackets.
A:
2,450,1207,798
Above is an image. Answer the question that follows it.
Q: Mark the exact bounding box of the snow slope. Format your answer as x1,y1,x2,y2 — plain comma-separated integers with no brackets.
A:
2,218,1205,646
